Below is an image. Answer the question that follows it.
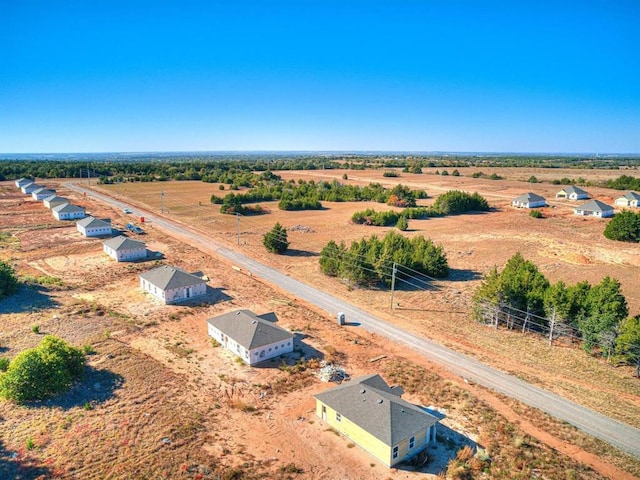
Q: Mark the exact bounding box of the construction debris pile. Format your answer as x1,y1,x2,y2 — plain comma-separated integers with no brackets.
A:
288,224,316,233
315,361,349,383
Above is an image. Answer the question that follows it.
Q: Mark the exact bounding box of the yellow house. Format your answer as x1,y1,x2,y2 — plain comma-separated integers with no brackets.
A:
314,374,438,467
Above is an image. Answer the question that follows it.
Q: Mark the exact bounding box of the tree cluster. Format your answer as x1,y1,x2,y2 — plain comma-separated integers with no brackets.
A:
605,175,640,191
0,260,18,299
0,336,86,403
319,231,448,286
432,190,489,215
604,210,640,243
473,253,634,358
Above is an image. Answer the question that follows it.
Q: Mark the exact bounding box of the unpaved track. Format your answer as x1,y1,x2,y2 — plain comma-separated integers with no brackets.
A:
68,182,640,459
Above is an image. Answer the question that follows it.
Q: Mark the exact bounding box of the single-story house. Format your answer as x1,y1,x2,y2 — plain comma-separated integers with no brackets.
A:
206,309,294,365
103,235,147,262
512,192,546,208
15,178,33,189
574,199,614,218
52,203,86,221
555,186,589,200
43,195,69,209
21,182,40,194
139,265,207,304
615,192,640,208
31,188,56,201
76,216,112,237
315,374,439,467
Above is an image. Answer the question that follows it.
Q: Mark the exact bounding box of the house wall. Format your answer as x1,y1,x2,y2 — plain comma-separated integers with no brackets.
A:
140,278,166,303
248,338,294,365
55,210,85,221
513,200,545,208
104,245,147,262
78,225,111,236
615,198,629,207
44,200,65,209
316,400,393,466
574,209,613,218
164,282,206,304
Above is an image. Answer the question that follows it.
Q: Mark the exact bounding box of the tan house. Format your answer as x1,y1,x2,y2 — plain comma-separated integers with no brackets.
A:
315,374,438,467
139,265,207,304
43,195,69,209
615,192,640,208
555,186,589,200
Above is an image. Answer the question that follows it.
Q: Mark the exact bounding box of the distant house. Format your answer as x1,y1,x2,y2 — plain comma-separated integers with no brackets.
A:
76,216,112,236
21,182,39,194
52,203,86,221
574,199,614,218
139,265,207,304
31,188,56,201
103,235,147,262
512,192,546,208
15,178,32,189
555,186,589,200
315,374,439,467
615,192,640,208
43,195,69,209
206,309,294,365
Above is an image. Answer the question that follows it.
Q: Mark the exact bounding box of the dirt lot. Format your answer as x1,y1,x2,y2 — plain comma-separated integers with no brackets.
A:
1,176,639,479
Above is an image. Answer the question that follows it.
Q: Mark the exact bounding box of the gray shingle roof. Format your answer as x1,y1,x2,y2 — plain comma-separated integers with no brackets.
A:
314,374,438,445
621,192,640,201
576,199,613,212
207,309,293,350
558,186,588,195
140,265,206,290
43,195,68,205
103,235,146,251
76,216,109,228
52,203,85,213
513,192,545,203
33,188,55,197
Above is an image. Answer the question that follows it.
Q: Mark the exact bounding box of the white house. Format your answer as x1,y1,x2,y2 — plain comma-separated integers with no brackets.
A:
21,182,39,194
43,195,69,209
76,216,112,237
512,192,546,208
206,309,294,365
139,265,207,304
614,192,640,208
32,188,56,201
574,199,614,218
52,203,86,221
103,236,147,262
555,186,589,200
15,178,33,189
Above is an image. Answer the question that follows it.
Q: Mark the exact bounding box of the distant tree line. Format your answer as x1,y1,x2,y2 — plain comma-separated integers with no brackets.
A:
472,253,639,372
319,231,449,286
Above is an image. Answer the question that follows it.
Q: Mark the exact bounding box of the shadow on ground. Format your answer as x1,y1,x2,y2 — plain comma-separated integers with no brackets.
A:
0,284,59,314
0,439,52,480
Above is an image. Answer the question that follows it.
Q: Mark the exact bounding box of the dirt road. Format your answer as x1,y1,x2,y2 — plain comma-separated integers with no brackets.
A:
67,182,640,459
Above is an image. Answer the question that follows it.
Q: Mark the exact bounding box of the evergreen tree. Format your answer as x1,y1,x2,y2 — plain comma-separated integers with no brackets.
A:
262,223,289,254
616,316,640,377
0,260,18,299
604,210,640,242
396,216,408,231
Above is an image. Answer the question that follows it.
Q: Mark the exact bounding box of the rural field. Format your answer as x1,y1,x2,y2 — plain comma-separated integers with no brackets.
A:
1,168,640,479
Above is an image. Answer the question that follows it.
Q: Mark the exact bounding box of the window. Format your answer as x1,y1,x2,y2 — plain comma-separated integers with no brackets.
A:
392,446,398,459
409,436,415,449
287,341,291,346
335,413,341,422
275,346,278,350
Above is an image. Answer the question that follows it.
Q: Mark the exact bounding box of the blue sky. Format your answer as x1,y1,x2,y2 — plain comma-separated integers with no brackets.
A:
1,1,638,153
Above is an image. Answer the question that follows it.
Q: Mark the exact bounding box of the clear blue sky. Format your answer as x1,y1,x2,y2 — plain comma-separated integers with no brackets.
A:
1,1,638,154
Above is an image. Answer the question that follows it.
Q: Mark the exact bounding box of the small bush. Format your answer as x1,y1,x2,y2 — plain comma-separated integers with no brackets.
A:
32,325,40,334
82,344,96,355
529,209,544,219
26,437,35,450
0,358,9,372
382,171,399,177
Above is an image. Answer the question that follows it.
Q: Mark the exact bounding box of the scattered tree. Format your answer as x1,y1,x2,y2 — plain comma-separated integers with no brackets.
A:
604,210,640,242
263,223,289,254
0,260,18,300
616,316,640,377
0,336,86,403
396,216,408,231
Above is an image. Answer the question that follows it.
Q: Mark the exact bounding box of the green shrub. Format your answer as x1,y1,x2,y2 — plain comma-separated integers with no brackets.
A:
604,210,640,242
0,260,18,300
396,216,408,231
263,222,289,254
433,190,489,215
529,209,544,219
0,336,86,403
0,358,9,372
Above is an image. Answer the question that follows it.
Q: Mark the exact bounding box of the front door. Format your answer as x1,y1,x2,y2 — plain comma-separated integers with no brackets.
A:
321,405,327,421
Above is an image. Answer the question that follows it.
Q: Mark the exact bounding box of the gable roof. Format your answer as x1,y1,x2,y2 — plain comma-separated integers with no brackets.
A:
314,374,438,445
52,203,85,213
558,186,588,195
576,199,613,212
43,195,68,204
140,265,206,290
16,178,32,186
206,309,293,350
103,235,146,251
513,192,545,203
33,188,55,197
620,192,640,201
76,216,109,228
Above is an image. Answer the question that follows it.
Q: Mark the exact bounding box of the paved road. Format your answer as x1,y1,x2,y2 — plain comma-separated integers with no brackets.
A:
69,182,640,458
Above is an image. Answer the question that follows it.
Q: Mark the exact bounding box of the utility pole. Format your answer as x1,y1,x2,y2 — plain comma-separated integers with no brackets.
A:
87,165,91,186
236,213,241,245
390,262,397,309
548,308,557,347
160,191,165,213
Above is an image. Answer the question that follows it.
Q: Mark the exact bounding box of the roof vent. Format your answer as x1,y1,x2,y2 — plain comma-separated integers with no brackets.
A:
252,320,257,324
377,399,383,404
360,388,366,394
236,311,241,315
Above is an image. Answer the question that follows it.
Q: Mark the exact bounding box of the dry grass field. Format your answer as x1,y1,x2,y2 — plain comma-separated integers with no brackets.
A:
1,172,639,479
